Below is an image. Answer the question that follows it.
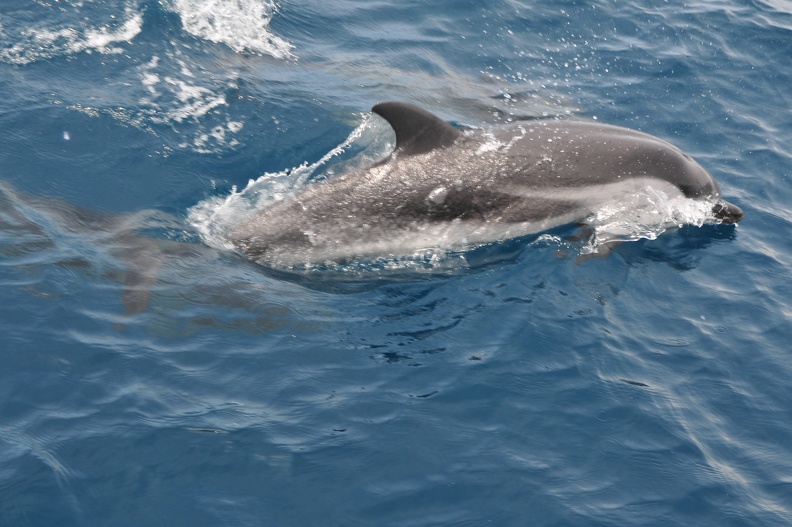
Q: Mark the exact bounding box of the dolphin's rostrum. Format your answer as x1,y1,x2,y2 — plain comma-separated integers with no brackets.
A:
230,102,743,266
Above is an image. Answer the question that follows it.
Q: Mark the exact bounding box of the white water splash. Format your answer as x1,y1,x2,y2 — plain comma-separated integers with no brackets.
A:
582,186,717,253
188,115,382,251
170,0,294,59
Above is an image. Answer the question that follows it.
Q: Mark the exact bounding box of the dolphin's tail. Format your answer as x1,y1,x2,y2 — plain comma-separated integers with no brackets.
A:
712,200,744,224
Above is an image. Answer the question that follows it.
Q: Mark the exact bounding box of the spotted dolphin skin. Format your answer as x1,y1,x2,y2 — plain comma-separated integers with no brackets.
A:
230,101,743,266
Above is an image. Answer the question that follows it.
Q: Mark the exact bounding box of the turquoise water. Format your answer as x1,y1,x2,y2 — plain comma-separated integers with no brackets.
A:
1,1,791,525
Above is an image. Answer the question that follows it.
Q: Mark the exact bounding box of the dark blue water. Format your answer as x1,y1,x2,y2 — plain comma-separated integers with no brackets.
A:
2,1,791,525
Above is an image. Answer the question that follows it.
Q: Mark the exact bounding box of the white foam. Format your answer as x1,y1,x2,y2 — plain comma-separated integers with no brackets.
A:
0,7,142,65
134,54,244,152
139,56,225,122
81,10,143,52
170,0,294,59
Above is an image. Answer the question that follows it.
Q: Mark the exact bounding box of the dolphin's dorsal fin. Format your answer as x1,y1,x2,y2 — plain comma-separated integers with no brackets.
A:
372,102,461,155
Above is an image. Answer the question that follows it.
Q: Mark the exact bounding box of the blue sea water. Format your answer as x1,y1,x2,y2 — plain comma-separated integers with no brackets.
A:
1,0,791,525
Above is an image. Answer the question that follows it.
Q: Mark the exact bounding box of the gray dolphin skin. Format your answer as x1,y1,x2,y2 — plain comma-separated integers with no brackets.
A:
230,102,743,266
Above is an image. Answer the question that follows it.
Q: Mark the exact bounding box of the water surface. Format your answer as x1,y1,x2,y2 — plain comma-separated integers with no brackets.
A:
1,0,791,525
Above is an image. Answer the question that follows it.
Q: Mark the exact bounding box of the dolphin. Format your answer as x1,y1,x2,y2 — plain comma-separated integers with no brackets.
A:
230,101,743,266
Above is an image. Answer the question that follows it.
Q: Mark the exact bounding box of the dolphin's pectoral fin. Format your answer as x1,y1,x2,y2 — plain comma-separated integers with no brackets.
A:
574,242,622,264
372,101,461,155
564,224,621,263
565,223,595,243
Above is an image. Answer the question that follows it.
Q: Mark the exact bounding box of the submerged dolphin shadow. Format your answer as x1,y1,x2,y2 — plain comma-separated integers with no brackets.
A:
0,182,212,320
0,182,329,334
